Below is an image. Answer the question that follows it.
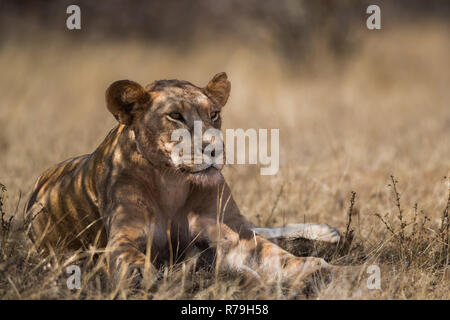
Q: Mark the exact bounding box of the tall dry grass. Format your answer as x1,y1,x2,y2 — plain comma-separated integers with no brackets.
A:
0,22,449,299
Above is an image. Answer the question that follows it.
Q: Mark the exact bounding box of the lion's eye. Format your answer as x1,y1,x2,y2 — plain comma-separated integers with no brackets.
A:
168,112,183,121
210,111,220,121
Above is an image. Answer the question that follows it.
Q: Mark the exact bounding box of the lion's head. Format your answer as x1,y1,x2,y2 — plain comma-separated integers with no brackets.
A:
105,72,230,186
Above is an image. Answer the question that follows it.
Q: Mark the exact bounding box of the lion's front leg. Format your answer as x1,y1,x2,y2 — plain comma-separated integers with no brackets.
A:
227,234,333,283
192,217,333,283
104,203,158,286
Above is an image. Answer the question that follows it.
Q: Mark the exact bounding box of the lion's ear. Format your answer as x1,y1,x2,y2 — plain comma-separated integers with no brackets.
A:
105,80,151,125
205,72,231,107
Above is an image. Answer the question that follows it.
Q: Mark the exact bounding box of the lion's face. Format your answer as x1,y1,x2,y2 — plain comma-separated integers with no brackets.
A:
105,73,231,186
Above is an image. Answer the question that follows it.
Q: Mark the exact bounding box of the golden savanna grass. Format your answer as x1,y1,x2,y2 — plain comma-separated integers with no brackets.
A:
0,22,449,299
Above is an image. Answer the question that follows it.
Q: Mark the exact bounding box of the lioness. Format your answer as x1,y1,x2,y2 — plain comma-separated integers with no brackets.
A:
26,73,341,284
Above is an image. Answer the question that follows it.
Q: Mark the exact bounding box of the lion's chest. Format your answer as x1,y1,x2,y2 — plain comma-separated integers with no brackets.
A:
150,215,193,264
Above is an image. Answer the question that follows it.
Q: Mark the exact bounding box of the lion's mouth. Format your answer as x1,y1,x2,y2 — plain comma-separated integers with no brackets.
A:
178,163,223,186
177,164,223,186
179,165,216,175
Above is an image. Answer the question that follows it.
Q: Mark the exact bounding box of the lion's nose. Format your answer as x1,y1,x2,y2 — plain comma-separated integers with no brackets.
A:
201,142,215,157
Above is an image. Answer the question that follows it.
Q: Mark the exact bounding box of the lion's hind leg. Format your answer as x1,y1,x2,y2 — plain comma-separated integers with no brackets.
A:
252,224,342,259
194,218,336,285
253,223,341,243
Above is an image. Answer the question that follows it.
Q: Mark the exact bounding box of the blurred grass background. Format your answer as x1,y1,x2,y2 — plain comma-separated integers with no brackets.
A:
0,0,449,298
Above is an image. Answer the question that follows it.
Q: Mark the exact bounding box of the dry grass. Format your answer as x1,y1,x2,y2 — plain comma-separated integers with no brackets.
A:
0,22,449,299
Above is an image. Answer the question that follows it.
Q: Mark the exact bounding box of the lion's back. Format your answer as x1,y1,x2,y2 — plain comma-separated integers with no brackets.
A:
25,154,106,251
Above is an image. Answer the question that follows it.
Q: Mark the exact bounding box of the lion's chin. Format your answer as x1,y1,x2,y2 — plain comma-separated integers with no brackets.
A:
184,166,224,187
